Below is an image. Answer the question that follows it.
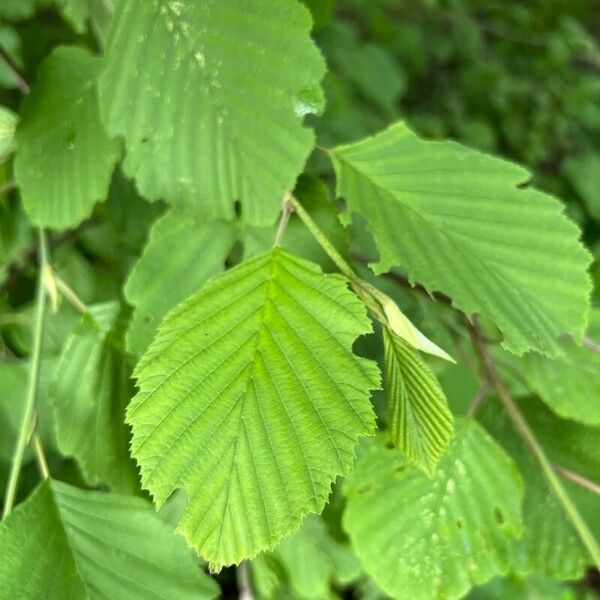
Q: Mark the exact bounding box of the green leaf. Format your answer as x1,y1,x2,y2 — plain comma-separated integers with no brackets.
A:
124,209,237,356
98,0,325,225
524,310,600,425
0,479,219,599
0,106,17,158
343,419,523,600
128,248,380,568
252,514,361,599
383,327,454,474
48,302,138,492
478,397,599,580
15,46,120,229
331,122,591,356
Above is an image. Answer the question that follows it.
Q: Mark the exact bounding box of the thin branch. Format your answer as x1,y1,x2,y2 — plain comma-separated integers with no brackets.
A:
3,230,49,518
0,43,29,94
273,193,294,247
583,335,600,354
0,181,16,195
54,274,88,314
236,561,254,600
469,321,600,569
556,466,600,496
32,433,49,481
467,383,490,417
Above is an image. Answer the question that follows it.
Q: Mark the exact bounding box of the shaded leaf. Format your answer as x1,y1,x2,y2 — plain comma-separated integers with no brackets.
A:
383,327,454,474
331,122,591,356
525,310,600,425
0,479,219,599
343,419,523,600
49,302,138,492
98,0,325,225
15,46,120,229
124,209,237,355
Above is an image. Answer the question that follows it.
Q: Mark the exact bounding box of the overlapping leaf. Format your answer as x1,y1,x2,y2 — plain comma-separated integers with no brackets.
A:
331,122,591,356
128,248,380,568
525,310,600,425
48,302,138,492
98,0,325,225
15,46,120,229
343,419,523,600
252,515,361,599
383,327,453,474
479,397,599,579
124,209,237,355
0,480,219,599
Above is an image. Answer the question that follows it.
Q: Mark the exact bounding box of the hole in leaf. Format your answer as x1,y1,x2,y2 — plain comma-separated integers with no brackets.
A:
493,507,504,525
233,199,242,218
141,137,149,144
356,483,373,495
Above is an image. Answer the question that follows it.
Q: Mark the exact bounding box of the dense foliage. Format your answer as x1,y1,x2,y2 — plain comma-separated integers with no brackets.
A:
1,1,599,598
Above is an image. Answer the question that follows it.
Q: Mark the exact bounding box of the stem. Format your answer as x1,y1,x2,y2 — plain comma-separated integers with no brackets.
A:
556,466,600,496
54,274,88,314
287,194,359,282
32,433,49,481
236,561,254,600
470,324,600,568
3,230,49,518
273,194,294,247
0,44,29,94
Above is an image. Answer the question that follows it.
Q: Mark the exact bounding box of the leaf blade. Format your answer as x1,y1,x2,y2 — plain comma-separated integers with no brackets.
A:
128,248,380,568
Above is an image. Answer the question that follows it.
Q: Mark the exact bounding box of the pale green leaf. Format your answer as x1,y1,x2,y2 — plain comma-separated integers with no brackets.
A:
331,122,591,356
48,302,138,492
98,0,325,225
383,327,454,474
524,310,600,425
478,397,599,580
253,515,361,600
0,106,17,158
128,248,380,568
124,209,237,356
343,419,523,600
0,480,219,599
15,46,120,229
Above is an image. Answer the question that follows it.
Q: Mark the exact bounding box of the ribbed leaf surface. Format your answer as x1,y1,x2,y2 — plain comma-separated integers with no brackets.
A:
0,480,219,599
15,46,120,229
49,302,138,492
98,0,325,225
124,209,237,355
331,122,591,356
343,419,523,600
128,248,380,569
525,310,600,425
383,327,454,474
252,515,361,600
479,397,599,580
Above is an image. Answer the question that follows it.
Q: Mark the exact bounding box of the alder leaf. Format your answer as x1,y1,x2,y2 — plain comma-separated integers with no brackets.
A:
252,515,361,599
524,310,600,425
124,209,237,356
0,480,219,599
331,122,591,356
479,397,599,580
383,327,454,474
98,0,325,225
343,419,523,600
48,302,138,492
128,248,380,569
15,46,120,229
